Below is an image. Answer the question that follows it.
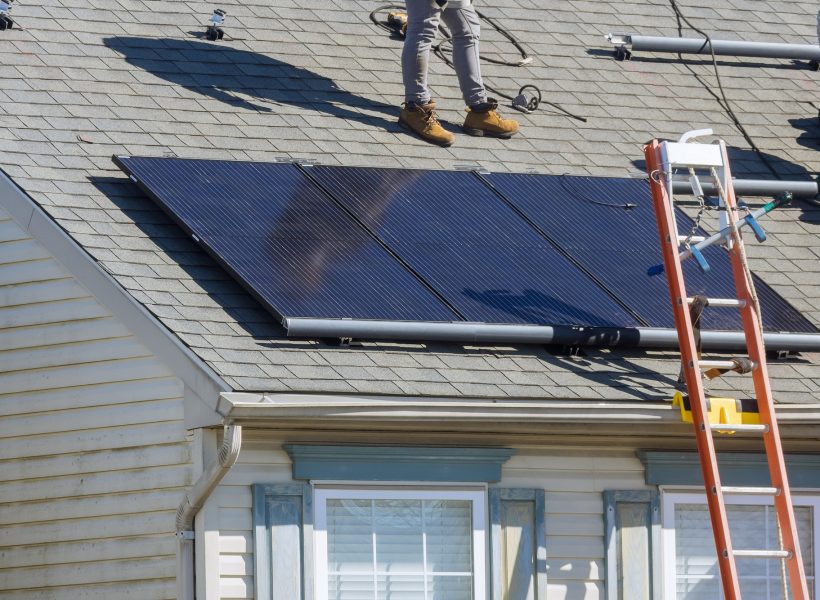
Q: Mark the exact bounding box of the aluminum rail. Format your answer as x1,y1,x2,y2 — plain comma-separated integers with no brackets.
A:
671,177,818,200
284,318,820,351
606,33,820,61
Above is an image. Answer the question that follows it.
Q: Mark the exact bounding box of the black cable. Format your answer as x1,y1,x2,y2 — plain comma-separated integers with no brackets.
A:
369,3,587,122
558,174,636,210
669,0,781,181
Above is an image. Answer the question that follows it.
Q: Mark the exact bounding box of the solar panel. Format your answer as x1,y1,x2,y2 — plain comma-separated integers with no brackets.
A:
308,166,641,327
484,172,817,333
115,157,460,323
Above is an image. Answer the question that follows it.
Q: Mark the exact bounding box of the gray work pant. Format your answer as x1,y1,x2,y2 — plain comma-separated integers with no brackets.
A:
402,0,487,106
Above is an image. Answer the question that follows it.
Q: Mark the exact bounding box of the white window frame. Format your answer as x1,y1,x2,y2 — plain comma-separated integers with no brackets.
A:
313,485,488,600
661,490,820,600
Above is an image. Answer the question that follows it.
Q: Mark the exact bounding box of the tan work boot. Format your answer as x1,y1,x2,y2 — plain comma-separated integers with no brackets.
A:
463,98,519,139
399,101,455,147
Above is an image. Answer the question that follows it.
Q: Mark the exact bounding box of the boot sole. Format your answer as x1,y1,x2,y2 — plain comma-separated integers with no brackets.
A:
398,119,455,147
462,126,517,139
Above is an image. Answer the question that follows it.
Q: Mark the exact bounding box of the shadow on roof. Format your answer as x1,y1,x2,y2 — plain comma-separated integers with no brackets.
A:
103,36,400,131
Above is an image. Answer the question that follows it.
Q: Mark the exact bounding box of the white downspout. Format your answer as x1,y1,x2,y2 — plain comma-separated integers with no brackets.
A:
176,424,242,600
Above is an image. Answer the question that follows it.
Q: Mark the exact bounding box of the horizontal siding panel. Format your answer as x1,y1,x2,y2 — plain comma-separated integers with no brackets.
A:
0,298,109,330
219,534,251,555
0,463,191,503
545,492,608,515
0,511,175,547
0,578,174,599
0,356,173,397
220,576,252,599
0,489,185,525
0,337,151,376
0,442,189,483
220,553,252,577
213,486,251,509
0,376,182,417
0,318,128,353
0,221,29,243
220,465,292,487
0,260,68,287
0,239,53,265
502,470,645,493
546,536,604,560
0,278,88,309
0,535,176,569
1,397,184,439
0,556,175,591
0,421,187,460
545,514,603,537
218,507,252,532
547,558,602,581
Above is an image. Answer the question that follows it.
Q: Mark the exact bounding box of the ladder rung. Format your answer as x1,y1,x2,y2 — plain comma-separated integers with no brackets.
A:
687,297,745,308
733,549,792,559
721,486,780,496
699,359,743,370
678,235,706,243
710,423,769,433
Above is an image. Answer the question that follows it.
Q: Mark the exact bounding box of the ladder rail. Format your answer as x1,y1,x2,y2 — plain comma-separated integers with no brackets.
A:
645,140,742,598
717,142,810,600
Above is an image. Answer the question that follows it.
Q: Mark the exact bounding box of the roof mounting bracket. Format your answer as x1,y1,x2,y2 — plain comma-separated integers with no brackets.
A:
605,33,632,60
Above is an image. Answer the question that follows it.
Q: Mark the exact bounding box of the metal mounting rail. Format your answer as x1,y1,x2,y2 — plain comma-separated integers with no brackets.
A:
606,33,820,62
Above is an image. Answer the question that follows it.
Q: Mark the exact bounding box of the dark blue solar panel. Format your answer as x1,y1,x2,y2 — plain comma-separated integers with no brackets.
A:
115,157,460,323
309,166,641,327
484,172,817,333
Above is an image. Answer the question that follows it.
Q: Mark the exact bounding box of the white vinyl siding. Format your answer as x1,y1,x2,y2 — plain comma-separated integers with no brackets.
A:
662,493,819,600
0,208,192,599
217,443,646,600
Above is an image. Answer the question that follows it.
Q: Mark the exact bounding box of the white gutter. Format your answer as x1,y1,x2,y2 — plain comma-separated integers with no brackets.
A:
176,424,242,600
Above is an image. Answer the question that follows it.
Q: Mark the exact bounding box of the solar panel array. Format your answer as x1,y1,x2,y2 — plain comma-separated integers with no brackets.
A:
115,156,818,335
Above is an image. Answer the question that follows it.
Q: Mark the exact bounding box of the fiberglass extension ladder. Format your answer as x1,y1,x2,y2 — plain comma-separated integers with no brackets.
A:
644,130,809,600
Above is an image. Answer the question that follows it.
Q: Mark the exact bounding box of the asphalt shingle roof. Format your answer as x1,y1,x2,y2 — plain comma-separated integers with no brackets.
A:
2,0,819,403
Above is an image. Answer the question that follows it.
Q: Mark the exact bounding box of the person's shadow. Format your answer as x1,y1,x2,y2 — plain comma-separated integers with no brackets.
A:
103,36,400,131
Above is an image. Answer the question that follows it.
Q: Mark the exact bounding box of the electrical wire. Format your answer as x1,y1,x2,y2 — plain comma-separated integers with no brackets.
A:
558,173,636,210
669,0,781,181
369,3,586,122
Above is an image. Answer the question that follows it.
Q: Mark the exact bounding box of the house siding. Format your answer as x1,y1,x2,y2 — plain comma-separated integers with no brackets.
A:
0,206,192,599
215,436,649,600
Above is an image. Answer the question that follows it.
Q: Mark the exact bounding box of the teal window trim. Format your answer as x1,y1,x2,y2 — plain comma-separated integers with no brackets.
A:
284,444,516,482
638,451,820,487
253,483,313,600
603,490,661,600
489,488,547,600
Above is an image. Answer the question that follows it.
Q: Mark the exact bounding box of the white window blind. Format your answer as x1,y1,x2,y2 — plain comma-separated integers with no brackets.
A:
315,488,486,600
663,494,818,600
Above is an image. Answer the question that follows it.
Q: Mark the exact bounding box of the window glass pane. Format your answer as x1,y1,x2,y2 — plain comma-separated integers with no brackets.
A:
674,501,814,600
324,494,476,600
329,574,375,600
374,500,424,574
328,499,374,573
425,500,472,573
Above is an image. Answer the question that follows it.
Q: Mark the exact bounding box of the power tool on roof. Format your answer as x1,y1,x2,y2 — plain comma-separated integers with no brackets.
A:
0,0,14,30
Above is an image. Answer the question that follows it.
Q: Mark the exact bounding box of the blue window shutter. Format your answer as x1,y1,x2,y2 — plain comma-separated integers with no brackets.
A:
253,483,313,600
489,488,547,600
603,490,660,600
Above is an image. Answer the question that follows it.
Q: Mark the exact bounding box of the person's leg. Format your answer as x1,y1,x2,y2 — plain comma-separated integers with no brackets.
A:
402,0,441,105
440,1,486,106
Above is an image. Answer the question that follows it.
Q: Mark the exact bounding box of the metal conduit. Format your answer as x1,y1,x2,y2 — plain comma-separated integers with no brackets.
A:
671,177,818,199
285,318,820,352
606,33,820,61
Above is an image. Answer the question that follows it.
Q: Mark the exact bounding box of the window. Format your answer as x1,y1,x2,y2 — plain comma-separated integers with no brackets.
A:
661,493,819,599
313,487,487,600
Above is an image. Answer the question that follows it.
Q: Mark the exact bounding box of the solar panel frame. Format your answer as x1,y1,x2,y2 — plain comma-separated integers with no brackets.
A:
305,165,643,328
483,172,818,333
114,156,462,324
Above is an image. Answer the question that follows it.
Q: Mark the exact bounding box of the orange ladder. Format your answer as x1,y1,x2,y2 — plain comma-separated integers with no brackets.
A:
644,131,809,600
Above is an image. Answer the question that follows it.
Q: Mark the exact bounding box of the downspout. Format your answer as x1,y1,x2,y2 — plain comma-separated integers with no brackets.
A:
176,424,243,600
